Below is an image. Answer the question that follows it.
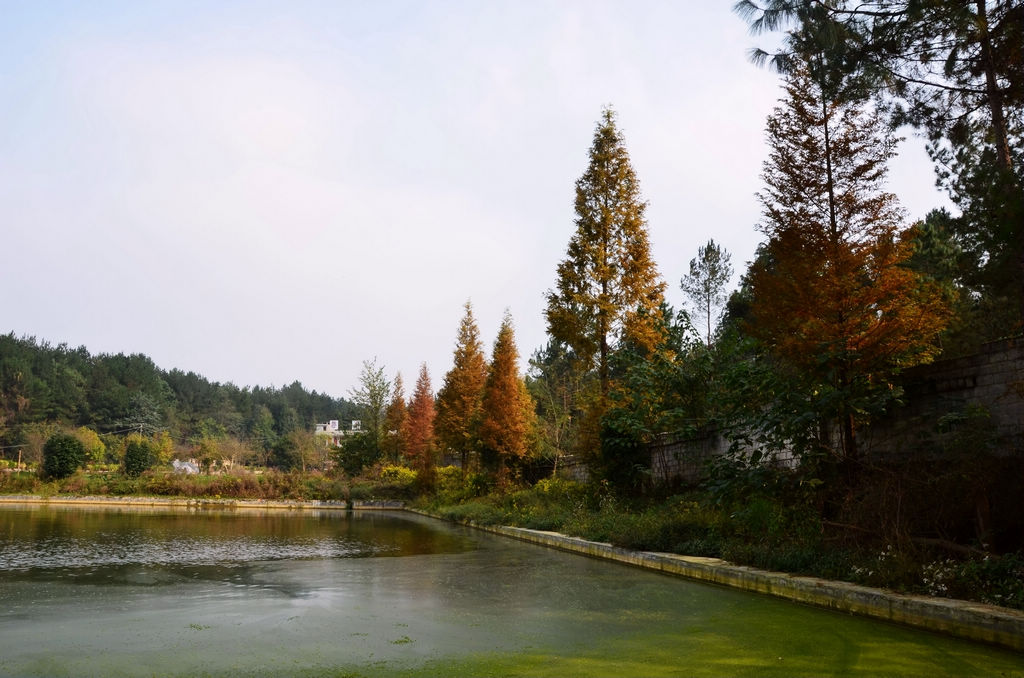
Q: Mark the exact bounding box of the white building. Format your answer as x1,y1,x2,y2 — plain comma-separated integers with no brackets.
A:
172,459,200,475
313,419,361,447
314,419,341,434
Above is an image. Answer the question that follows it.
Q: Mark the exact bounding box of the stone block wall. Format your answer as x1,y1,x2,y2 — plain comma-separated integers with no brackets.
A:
647,336,1024,485
647,431,726,484
863,336,1024,458
647,429,797,485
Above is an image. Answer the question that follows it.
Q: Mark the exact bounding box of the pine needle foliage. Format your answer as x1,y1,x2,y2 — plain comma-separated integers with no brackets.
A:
403,363,436,487
748,64,952,461
736,0,1024,334
681,239,734,346
546,107,667,399
435,301,489,471
480,312,536,477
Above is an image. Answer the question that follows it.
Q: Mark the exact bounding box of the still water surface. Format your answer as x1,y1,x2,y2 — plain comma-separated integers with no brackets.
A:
1,504,1022,677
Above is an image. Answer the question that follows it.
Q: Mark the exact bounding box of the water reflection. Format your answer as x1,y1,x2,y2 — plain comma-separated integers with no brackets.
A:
0,505,473,583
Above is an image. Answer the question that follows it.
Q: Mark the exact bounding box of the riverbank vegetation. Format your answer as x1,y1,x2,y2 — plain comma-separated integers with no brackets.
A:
0,463,420,504
3,0,1022,616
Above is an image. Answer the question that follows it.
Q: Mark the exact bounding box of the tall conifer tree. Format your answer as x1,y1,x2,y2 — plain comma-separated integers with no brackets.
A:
403,363,436,486
680,239,734,346
435,301,489,471
480,311,536,478
737,0,1024,332
748,64,951,461
546,108,666,400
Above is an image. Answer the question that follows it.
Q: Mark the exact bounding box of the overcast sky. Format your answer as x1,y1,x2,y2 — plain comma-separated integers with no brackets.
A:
1,1,951,400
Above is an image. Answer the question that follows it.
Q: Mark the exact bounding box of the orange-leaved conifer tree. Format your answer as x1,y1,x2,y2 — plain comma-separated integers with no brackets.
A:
480,311,536,480
435,301,489,472
747,63,952,462
546,107,666,401
402,363,436,487
382,372,407,464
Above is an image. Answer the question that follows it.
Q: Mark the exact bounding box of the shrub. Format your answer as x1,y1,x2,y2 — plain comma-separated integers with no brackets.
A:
58,470,92,494
379,464,418,485
142,473,188,496
123,438,155,478
346,465,419,501
73,427,107,465
435,465,492,505
42,433,85,479
946,553,1024,609
0,470,41,493
436,500,506,525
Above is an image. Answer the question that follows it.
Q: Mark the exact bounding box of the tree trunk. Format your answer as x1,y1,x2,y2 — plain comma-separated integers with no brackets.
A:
599,268,610,398
835,365,859,461
975,0,1014,174
842,410,858,461
975,0,1024,323
1018,232,1024,328
820,80,839,243
706,296,712,347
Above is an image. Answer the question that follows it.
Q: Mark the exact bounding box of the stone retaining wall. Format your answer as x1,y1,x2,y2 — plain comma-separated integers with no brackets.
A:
864,336,1024,457
647,336,1024,484
646,429,797,485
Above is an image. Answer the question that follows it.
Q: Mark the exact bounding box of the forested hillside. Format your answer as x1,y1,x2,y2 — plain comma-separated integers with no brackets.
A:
0,333,356,466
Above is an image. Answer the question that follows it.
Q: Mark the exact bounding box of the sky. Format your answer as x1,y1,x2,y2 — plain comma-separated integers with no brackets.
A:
0,1,952,401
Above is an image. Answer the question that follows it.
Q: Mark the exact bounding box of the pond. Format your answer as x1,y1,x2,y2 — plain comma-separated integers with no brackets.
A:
1,503,1022,677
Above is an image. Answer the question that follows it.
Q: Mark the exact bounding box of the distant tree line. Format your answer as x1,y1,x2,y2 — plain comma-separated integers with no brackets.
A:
0,333,356,468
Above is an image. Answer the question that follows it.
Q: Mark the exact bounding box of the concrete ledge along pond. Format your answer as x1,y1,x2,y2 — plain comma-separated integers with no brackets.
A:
1,498,1023,677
